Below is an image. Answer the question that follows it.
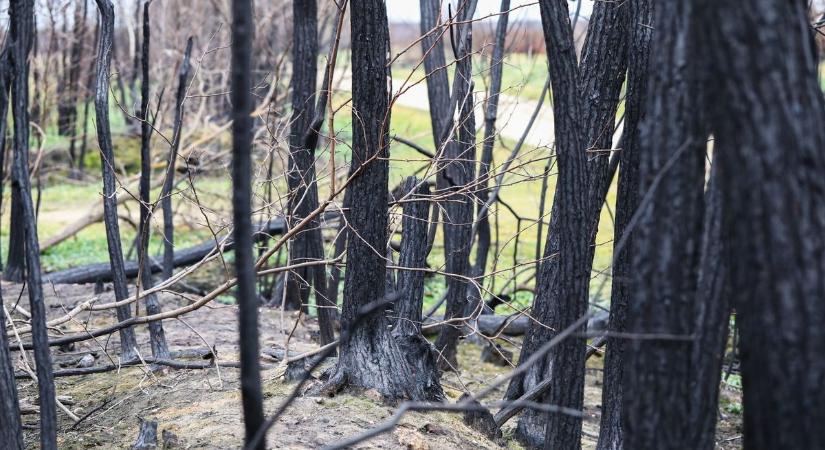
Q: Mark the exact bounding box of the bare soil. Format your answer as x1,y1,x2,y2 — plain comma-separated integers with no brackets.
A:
3,282,742,449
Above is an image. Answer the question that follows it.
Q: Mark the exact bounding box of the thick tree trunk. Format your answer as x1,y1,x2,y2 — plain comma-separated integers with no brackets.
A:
703,1,825,448
596,1,651,448
137,2,169,360
505,1,628,445
161,38,193,281
94,0,139,360
433,5,476,370
9,1,57,447
230,0,266,447
325,0,436,401
0,288,24,449
622,1,707,449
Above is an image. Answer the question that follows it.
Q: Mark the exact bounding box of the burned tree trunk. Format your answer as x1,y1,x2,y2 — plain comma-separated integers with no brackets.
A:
472,0,510,291
93,0,139,359
58,0,88,176
702,1,825,448
284,0,335,345
622,1,707,449
9,0,57,447
137,2,169,360
0,289,23,449
418,0,452,259
324,0,436,401
596,1,651,448
433,4,476,370
5,182,25,281
687,161,730,450
161,38,193,281
505,1,628,445
230,0,266,447
392,177,443,400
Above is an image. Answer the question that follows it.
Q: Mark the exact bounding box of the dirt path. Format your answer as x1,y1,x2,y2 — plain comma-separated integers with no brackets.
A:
335,70,557,148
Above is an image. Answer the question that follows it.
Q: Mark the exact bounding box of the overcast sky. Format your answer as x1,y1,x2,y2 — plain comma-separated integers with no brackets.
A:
385,0,594,23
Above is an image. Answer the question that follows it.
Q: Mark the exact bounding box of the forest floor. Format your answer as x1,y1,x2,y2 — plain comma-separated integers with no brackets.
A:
4,282,743,449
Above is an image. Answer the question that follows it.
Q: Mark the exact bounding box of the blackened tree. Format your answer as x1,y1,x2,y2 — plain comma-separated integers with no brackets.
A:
702,0,825,447
596,1,651,448
9,0,57,447
137,0,170,360
392,177,444,400
284,0,335,345
93,0,139,360
230,0,266,447
621,1,707,449
324,0,437,401
504,0,628,445
0,288,23,449
433,1,477,370
161,38,193,281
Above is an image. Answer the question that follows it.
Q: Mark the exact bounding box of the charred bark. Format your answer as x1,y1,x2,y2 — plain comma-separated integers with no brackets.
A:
0,288,23,449
9,0,57,447
391,177,443,400
325,0,436,401
596,1,651,448
621,1,707,449
230,0,266,446
418,0,452,261
93,0,139,360
505,1,628,446
285,0,335,345
702,1,825,448
137,1,169,360
433,4,476,370
686,161,730,450
467,0,510,342
161,38,193,281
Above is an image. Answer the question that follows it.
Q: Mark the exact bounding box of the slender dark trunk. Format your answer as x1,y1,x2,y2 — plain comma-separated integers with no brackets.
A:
5,180,25,281
137,1,169,359
505,1,628,445
9,0,57,447
468,0,510,329
621,1,707,449
0,288,23,448
161,38,193,281
418,0,452,258
596,1,651,448
77,15,99,176
433,4,476,370
686,160,730,450
392,177,443,400
702,1,825,448
93,0,139,359
284,0,331,347
325,0,438,401
230,0,265,447
59,0,88,176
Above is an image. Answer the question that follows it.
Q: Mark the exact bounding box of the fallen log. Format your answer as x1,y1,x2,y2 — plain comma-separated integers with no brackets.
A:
43,212,339,285
421,310,608,337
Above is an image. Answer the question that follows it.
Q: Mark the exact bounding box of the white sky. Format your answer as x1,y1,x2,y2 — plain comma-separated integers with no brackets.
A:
385,0,594,23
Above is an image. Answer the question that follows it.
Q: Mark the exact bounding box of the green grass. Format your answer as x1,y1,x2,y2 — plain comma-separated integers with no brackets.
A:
4,56,618,319
393,52,549,102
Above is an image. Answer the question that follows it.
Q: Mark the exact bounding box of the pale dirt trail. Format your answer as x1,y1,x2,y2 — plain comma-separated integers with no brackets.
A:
335,70,557,148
